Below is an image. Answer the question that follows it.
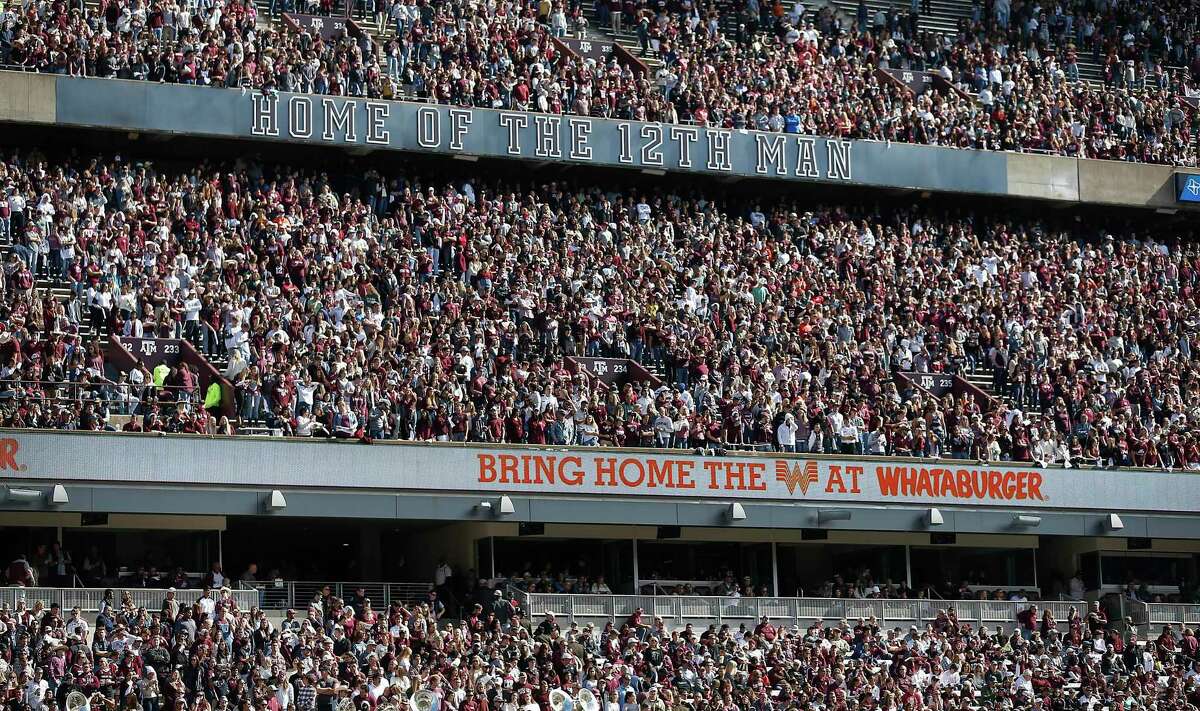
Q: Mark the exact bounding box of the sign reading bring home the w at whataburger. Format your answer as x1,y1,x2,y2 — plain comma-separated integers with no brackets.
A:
4,430,1198,513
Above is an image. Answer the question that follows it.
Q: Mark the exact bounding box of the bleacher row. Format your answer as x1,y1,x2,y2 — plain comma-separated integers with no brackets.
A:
0,144,1196,472
1,0,1196,163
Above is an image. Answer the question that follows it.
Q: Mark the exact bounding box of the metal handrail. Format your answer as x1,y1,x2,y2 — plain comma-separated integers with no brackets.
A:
1145,601,1200,626
0,586,257,612
0,379,199,409
521,593,1088,629
237,579,434,610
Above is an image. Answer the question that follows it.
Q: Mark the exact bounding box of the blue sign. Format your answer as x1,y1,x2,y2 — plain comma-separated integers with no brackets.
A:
1178,173,1200,203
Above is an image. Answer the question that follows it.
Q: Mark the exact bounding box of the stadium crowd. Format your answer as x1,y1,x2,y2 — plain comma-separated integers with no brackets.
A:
2,147,1200,469
0,0,1196,164
2,578,1200,711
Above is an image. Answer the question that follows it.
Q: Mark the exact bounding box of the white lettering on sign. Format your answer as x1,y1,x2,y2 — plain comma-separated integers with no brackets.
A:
568,119,592,160
448,109,472,151
498,112,529,155
616,123,635,164
321,99,356,142
534,116,563,158
796,137,820,178
826,140,853,181
365,102,390,144
288,96,312,139
705,129,733,172
640,124,663,166
251,94,279,137
755,134,787,176
245,97,861,183
416,106,440,148
669,126,700,168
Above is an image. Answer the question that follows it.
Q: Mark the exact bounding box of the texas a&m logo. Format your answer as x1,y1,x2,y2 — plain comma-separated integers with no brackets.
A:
775,460,819,495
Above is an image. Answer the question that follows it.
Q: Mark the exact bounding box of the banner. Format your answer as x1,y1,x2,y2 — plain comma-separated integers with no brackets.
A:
2,430,1197,513
909,372,955,397
52,77,1013,196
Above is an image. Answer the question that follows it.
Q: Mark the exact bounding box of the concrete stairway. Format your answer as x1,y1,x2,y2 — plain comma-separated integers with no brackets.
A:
829,0,965,38
827,0,1105,84
577,0,663,70
34,277,107,347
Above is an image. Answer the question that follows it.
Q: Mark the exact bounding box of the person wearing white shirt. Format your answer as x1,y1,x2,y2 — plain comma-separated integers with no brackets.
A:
23,671,48,711
635,201,651,222
274,675,296,710
64,608,90,639
183,291,203,341
199,589,217,620
777,414,798,452
939,664,961,687
435,560,452,587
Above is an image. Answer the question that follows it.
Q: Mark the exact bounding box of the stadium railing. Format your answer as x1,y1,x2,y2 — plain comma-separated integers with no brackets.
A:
1145,602,1200,627
522,592,1200,630
0,379,198,409
0,586,258,612
238,580,434,610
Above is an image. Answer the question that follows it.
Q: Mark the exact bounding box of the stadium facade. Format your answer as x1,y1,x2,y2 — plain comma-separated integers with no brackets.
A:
1,70,1199,619
3,430,1200,608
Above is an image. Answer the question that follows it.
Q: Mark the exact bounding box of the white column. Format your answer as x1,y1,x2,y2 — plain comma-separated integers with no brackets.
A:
632,538,640,594
905,545,913,588
771,542,780,597
489,537,496,580
218,529,224,567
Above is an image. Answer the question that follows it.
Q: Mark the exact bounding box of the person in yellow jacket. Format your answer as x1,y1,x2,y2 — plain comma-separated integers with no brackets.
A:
204,381,223,420
152,362,171,389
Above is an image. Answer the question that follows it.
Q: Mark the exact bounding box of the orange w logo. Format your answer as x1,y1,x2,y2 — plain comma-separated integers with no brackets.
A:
776,461,819,495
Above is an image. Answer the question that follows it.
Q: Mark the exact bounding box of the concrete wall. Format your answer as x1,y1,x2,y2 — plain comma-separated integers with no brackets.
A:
1076,159,1180,208
0,72,55,125
1002,152,1190,210
1005,152,1081,201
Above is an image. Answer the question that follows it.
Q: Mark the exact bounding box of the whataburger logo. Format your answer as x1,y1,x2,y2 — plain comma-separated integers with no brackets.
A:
771,458,1047,502
776,460,819,495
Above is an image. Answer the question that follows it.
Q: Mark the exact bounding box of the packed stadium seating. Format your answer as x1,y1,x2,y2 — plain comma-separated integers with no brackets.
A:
6,577,1200,711
0,0,1196,164
0,146,1196,469
3,1,1200,710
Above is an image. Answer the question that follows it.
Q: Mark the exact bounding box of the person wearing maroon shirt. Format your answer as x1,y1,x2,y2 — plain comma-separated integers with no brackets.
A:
504,410,525,443
1158,625,1180,660
526,414,546,445
1180,628,1199,661
1087,601,1108,635
753,616,777,643
1016,604,1038,640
